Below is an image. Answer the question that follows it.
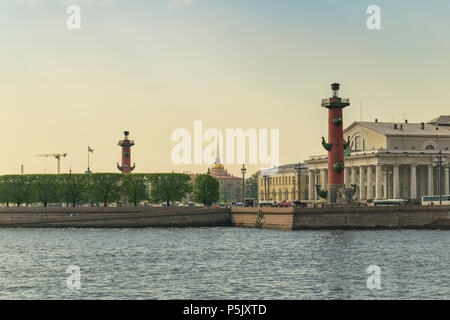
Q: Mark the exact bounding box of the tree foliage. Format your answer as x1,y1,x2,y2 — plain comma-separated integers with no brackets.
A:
31,175,60,207
148,173,192,206
219,185,231,203
60,174,88,207
89,173,122,207
193,174,219,206
0,173,194,208
244,173,258,199
123,174,150,207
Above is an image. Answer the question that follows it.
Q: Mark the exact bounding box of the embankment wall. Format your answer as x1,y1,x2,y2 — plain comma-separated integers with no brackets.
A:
231,206,450,230
0,207,231,228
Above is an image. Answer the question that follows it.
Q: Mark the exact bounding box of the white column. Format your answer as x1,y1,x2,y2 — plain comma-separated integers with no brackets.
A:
393,165,400,199
344,167,350,186
428,165,434,195
359,166,366,199
388,169,394,199
308,170,315,200
351,167,357,186
321,169,328,189
410,165,417,199
383,172,388,199
367,166,374,199
375,165,382,200
445,166,449,195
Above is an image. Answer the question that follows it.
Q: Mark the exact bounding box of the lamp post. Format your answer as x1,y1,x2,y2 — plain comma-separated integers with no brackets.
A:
433,150,447,205
241,164,246,204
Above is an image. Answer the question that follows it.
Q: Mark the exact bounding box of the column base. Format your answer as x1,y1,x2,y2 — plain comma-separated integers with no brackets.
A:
327,183,346,204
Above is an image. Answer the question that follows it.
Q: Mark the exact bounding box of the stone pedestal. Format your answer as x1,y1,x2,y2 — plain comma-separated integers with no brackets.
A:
327,183,345,204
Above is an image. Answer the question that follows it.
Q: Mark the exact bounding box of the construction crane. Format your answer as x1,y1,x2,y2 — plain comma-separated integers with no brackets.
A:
36,153,68,174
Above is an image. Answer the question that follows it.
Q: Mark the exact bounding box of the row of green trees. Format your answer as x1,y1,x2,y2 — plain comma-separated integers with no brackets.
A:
0,173,220,207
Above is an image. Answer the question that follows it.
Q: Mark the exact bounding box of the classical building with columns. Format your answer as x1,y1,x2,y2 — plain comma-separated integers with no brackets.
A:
257,163,309,202
306,117,450,202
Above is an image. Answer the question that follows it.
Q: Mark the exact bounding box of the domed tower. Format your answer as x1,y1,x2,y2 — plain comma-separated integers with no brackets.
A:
210,136,227,176
117,131,135,173
321,83,350,203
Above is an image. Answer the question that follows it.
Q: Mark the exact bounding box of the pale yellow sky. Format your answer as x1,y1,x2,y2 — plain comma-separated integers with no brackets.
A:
1,0,449,176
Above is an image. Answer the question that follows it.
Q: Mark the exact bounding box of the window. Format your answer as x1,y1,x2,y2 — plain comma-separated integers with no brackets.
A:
425,145,435,150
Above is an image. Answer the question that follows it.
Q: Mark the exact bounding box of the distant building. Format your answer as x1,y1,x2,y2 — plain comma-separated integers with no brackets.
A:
306,116,450,202
257,163,309,202
209,155,242,204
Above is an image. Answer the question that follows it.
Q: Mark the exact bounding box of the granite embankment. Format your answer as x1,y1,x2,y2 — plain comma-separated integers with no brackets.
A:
0,207,231,228
231,206,450,230
0,206,449,229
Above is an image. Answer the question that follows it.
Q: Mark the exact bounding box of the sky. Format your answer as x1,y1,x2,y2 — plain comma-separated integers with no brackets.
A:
1,0,449,176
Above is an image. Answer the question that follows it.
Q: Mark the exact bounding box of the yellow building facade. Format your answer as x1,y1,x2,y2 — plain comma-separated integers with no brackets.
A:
257,163,312,202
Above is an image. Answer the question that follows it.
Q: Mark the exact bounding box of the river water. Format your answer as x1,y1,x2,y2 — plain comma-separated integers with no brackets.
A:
0,228,448,299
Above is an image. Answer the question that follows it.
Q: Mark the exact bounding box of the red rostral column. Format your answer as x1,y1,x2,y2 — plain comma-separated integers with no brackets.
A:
321,83,350,203
117,131,135,173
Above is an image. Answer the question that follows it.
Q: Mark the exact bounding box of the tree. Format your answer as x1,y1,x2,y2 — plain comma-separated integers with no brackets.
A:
245,173,258,199
31,174,59,207
123,174,149,207
0,176,15,206
89,173,122,207
193,174,219,207
219,185,231,203
60,174,88,207
148,173,191,207
0,175,36,206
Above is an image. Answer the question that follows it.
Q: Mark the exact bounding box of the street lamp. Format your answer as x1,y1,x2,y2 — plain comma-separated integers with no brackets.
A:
241,164,246,204
433,150,447,205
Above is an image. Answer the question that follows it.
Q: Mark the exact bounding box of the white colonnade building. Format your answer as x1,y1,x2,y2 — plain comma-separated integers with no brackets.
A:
305,116,450,202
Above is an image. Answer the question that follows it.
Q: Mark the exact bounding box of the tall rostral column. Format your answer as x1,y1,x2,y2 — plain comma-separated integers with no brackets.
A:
117,131,135,173
321,83,350,203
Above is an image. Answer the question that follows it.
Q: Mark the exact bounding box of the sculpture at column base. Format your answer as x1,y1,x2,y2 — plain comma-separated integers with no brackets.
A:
328,183,358,205
327,183,344,204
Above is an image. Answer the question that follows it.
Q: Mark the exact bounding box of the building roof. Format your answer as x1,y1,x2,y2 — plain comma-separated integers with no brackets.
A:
346,121,450,137
257,162,307,176
215,175,241,179
427,115,450,126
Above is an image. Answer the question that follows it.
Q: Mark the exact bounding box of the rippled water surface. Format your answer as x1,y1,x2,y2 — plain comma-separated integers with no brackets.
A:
0,228,448,299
